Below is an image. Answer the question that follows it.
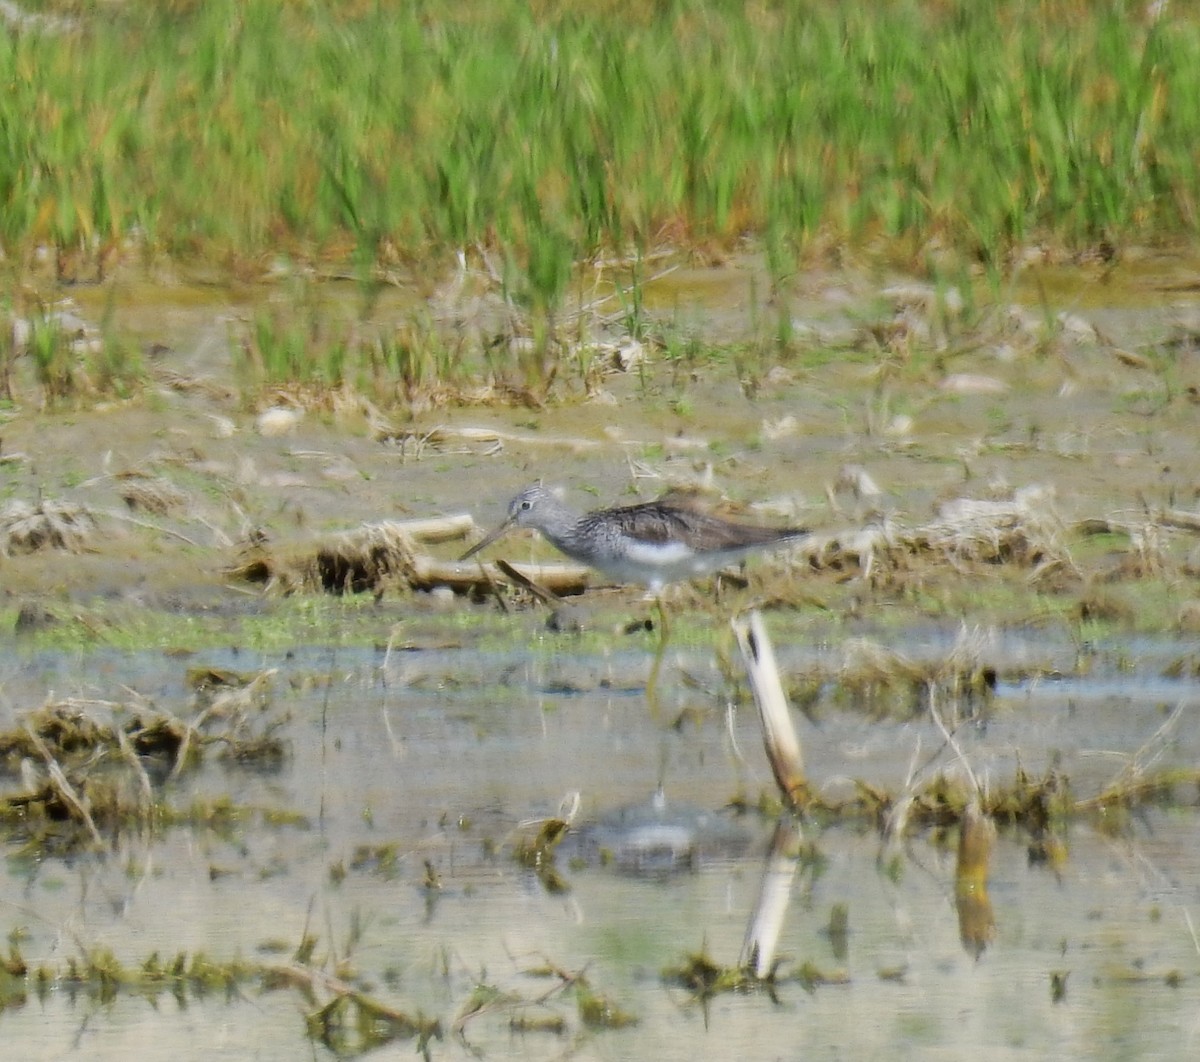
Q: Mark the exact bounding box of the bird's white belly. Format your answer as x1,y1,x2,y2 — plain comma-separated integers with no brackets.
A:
594,539,726,589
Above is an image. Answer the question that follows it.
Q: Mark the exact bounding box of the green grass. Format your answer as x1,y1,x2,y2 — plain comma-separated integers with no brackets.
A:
235,299,489,402
1,561,1188,657
1,0,1197,288
4,301,144,406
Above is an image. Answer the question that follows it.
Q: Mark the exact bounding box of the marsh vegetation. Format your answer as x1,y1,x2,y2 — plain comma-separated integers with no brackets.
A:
1,1,1200,1058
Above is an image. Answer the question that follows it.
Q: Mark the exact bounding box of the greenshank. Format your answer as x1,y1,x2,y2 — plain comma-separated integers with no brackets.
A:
460,483,808,592
462,483,807,711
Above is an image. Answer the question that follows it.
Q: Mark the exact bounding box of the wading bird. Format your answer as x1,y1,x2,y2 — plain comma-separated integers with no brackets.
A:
462,484,808,705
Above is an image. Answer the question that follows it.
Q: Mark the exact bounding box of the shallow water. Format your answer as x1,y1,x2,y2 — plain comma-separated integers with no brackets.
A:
2,629,1199,1060
4,249,1200,1056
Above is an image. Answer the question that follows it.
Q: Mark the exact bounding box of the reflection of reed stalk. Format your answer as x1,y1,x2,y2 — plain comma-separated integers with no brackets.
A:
955,801,997,959
740,818,803,977
928,680,999,956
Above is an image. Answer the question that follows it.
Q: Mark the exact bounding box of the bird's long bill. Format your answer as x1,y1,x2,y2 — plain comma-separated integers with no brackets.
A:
459,516,517,561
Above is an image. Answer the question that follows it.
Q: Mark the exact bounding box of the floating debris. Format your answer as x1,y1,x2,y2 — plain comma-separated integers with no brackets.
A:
0,936,444,1059
302,976,441,1056
0,672,288,850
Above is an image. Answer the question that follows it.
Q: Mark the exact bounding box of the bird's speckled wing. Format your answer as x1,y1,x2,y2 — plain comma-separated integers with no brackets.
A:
577,500,805,553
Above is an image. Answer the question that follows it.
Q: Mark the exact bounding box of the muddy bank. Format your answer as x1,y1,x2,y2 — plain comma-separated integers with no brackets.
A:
1,253,1199,647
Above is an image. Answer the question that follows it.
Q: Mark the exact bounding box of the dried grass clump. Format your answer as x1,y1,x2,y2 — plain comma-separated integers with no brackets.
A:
831,628,996,719
115,471,189,516
800,485,1072,584
0,670,287,849
314,523,422,594
0,702,115,760
0,701,183,848
916,487,1068,568
230,522,422,594
0,498,95,555
228,515,518,596
188,668,287,767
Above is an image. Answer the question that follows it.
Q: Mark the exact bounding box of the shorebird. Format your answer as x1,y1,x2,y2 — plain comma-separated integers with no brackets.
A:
461,484,808,706
460,483,808,592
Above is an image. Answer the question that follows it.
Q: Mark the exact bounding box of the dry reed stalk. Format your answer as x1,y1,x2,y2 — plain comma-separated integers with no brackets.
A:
732,609,806,809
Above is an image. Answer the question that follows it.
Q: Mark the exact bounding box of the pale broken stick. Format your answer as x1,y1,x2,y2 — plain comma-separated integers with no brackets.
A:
732,610,808,979
731,609,806,809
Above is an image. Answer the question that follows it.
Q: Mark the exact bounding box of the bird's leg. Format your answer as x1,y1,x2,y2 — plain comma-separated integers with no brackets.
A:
646,594,672,717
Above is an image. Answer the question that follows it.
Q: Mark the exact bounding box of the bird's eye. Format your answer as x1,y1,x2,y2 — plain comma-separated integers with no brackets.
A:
520,500,532,511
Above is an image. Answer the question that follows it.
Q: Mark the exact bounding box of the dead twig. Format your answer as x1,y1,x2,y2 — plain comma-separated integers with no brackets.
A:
23,723,104,847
